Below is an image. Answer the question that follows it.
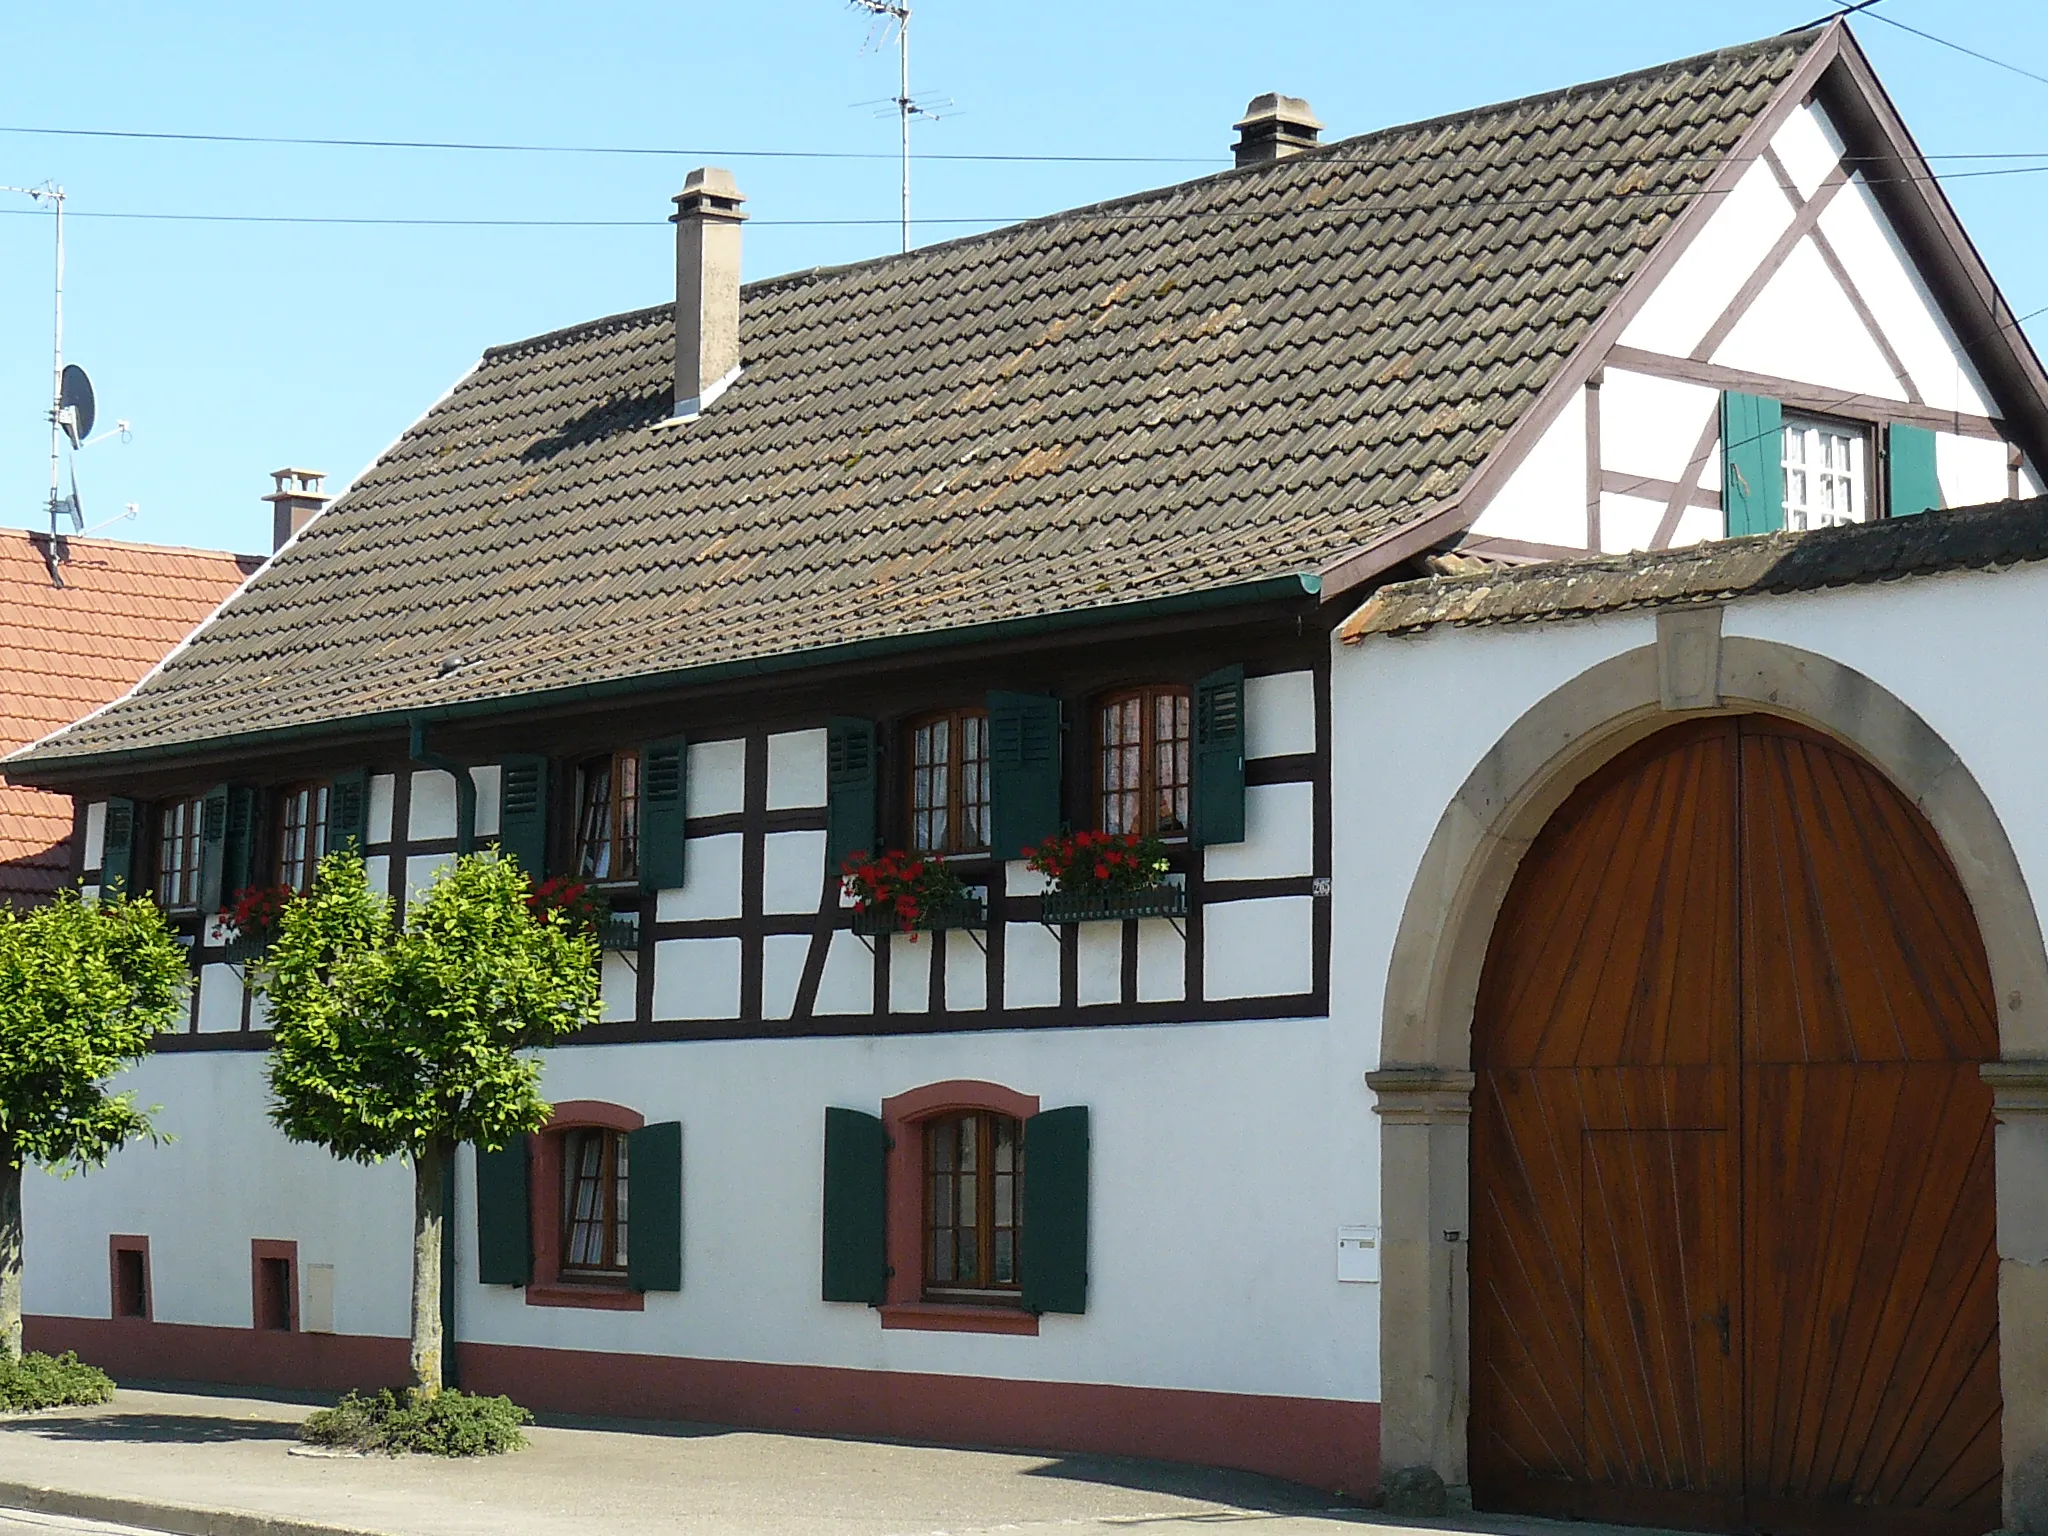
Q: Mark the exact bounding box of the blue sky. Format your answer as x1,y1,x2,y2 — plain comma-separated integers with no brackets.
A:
2,1,2043,553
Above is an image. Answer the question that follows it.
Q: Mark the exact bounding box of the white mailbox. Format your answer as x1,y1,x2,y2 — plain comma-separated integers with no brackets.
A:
1337,1225,1380,1284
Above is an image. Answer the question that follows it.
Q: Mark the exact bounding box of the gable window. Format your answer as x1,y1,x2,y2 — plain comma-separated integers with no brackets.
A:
155,797,205,909
276,784,330,892
561,1127,629,1279
574,752,639,883
1098,686,1191,837
909,709,991,855
925,1111,1022,1300
1782,416,1868,530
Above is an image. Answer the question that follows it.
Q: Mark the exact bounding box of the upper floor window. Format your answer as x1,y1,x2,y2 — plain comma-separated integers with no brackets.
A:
561,1126,629,1279
156,797,205,909
276,784,330,892
1098,686,1191,837
1782,416,1868,530
909,709,991,855
574,752,639,883
925,1111,1022,1300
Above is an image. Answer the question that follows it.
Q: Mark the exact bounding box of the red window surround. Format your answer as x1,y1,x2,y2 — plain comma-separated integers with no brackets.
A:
880,1079,1040,1336
526,1099,645,1311
109,1235,151,1322
250,1239,297,1332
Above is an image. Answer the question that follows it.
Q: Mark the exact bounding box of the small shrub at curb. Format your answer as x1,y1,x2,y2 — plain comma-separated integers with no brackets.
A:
299,1388,532,1456
0,1351,116,1412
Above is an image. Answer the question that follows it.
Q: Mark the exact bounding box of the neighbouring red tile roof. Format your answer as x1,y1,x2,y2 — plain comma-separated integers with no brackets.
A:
0,531,261,903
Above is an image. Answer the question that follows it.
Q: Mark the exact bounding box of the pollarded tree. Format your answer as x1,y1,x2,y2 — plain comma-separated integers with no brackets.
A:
0,891,188,1358
262,851,598,1394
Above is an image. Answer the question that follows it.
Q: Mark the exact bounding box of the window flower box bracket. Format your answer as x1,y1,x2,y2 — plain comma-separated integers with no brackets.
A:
596,915,642,970
849,888,989,955
1039,873,1188,939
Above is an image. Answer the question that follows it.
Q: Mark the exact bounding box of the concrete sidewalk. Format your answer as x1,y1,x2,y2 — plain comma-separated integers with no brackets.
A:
0,1388,1691,1536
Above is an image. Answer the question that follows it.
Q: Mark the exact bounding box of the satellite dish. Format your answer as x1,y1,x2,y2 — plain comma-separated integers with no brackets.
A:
58,364,94,448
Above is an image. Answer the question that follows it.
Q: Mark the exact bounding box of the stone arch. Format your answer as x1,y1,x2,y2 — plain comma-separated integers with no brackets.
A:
1367,615,2048,1529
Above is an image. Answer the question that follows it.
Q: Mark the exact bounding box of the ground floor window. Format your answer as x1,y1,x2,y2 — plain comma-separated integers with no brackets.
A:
924,1111,1022,1300
561,1126,629,1278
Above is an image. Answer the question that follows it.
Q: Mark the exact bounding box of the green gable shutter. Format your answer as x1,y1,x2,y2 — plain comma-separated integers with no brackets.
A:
1889,423,1942,518
627,1120,683,1292
1191,665,1247,848
825,719,878,874
988,692,1063,859
326,769,369,857
638,739,688,894
1022,1105,1090,1316
474,1140,532,1286
1722,391,1784,536
498,755,549,878
821,1106,887,1304
100,797,137,894
197,785,255,912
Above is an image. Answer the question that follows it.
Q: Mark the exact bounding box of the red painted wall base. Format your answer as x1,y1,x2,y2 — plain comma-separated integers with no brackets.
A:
30,1315,1380,1497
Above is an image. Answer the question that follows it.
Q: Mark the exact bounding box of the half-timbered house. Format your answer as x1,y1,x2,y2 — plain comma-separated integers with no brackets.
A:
12,21,2048,1533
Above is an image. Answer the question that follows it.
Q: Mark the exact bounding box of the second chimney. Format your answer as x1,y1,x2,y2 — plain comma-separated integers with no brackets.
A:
1232,94,1323,167
671,167,748,418
263,467,329,551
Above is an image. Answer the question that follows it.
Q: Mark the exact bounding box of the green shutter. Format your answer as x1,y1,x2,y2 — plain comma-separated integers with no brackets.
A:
821,1107,888,1304
638,739,688,894
1889,423,1942,518
988,691,1063,859
326,769,369,857
474,1140,532,1286
1722,391,1784,536
825,719,878,874
627,1120,683,1292
1191,665,1247,848
498,755,550,878
100,797,137,893
196,784,257,912
1022,1105,1090,1316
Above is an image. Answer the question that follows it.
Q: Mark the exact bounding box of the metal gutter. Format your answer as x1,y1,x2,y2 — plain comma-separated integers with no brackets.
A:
5,574,1321,784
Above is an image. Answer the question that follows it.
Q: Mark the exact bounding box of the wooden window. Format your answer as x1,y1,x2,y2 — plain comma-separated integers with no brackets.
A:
560,1127,629,1278
573,752,639,882
908,709,991,855
924,1111,1023,1300
1098,686,1192,836
275,783,330,892
1781,415,1868,530
155,797,205,909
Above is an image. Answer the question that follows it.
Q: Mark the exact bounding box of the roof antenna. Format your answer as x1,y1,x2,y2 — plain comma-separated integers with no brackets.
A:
848,0,945,253
3,183,132,586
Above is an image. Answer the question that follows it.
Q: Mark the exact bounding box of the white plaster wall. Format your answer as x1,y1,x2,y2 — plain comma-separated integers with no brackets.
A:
367,775,396,845
25,1052,414,1335
409,771,459,842
82,801,105,870
1939,433,2011,509
1245,670,1316,758
1599,370,1720,487
1465,387,1585,547
656,835,742,923
688,740,745,819
1717,236,1902,402
1620,153,1791,358
767,730,827,810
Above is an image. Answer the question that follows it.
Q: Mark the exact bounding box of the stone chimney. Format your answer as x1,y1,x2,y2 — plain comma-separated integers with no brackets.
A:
263,468,328,550
670,167,748,418
1232,94,1323,167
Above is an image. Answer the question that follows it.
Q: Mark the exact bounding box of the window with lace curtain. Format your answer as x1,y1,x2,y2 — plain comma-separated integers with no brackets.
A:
574,752,640,882
560,1127,629,1278
276,784,330,892
908,708,991,855
1098,686,1192,837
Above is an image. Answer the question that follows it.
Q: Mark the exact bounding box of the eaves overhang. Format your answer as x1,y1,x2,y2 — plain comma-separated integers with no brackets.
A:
2,572,1322,789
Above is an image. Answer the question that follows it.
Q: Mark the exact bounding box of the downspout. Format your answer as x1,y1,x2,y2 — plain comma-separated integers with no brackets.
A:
408,718,476,1390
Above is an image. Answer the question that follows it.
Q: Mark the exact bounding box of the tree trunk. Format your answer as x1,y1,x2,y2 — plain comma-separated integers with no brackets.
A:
409,1139,449,1396
0,1157,21,1362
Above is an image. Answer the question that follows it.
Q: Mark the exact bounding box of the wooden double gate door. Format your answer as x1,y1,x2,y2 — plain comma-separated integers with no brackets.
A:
1471,717,2002,1535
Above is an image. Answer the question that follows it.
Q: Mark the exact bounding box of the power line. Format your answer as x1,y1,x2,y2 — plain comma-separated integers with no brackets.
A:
1863,10,2048,91
1,159,2044,232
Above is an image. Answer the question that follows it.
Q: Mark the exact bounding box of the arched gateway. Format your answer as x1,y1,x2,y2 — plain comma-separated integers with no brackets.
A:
1469,715,2000,1533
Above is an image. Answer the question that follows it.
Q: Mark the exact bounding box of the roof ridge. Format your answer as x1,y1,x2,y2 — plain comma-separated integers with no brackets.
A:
473,27,1822,365
6,528,262,565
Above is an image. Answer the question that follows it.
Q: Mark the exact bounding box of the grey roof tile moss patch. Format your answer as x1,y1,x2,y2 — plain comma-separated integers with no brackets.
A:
1341,496,2048,638
9,33,1813,769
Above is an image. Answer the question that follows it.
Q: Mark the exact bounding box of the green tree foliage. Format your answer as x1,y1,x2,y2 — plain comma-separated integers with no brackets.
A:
261,851,598,1394
0,892,188,1359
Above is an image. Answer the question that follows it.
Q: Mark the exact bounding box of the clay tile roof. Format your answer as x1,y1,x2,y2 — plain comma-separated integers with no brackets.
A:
1338,496,2048,639
6,31,1815,773
0,534,261,901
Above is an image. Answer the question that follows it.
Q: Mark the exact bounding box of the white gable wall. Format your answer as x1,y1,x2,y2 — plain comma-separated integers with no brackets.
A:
1463,99,2036,556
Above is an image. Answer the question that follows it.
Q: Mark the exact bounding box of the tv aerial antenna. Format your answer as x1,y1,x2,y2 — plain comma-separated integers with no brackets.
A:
2,182,133,584
848,1,950,253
